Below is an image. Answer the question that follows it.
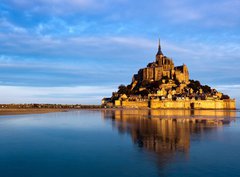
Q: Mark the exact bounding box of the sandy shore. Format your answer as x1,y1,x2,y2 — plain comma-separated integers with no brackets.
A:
0,107,238,116
0,108,128,115
0,108,69,116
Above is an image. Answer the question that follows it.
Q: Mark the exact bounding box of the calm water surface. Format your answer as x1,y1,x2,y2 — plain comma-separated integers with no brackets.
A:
0,109,239,177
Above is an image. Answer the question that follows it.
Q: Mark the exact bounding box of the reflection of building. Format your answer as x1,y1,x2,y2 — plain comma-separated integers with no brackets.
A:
102,110,236,167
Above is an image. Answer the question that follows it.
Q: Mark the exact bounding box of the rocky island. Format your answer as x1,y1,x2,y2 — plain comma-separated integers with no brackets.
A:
102,40,236,109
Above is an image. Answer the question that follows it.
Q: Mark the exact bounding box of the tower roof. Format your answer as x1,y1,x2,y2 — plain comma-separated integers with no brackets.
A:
156,39,163,56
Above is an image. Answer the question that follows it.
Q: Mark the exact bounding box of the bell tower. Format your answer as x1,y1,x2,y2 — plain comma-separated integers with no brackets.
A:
156,39,163,56
156,39,164,66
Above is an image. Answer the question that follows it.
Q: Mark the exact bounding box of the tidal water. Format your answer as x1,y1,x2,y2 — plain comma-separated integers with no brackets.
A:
0,109,239,177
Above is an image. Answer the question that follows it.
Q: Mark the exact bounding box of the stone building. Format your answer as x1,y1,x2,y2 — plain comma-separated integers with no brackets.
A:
104,39,236,110
132,40,189,85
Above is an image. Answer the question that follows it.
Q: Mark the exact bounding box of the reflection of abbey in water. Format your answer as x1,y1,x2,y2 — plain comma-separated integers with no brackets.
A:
102,40,236,109
102,110,236,156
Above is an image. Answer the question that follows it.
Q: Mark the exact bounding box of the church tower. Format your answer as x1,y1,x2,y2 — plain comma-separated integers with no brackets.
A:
156,39,165,66
155,39,174,73
156,39,163,56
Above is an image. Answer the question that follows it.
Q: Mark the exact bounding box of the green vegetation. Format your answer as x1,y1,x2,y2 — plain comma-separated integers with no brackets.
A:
201,85,211,93
188,80,201,92
188,79,212,93
118,84,128,94
117,84,134,95
136,89,149,96
221,94,230,99
117,78,215,99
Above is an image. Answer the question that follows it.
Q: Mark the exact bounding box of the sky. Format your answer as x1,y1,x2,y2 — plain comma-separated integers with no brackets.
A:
0,0,240,106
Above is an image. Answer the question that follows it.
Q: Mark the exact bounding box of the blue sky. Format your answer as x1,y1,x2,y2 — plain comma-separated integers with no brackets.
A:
0,0,240,105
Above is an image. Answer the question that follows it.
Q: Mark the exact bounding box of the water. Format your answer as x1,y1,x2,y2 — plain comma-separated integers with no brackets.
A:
0,109,239,177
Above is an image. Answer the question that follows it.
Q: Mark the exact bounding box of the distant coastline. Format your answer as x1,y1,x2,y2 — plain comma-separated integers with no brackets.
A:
0,103,238,116
0,104,101,116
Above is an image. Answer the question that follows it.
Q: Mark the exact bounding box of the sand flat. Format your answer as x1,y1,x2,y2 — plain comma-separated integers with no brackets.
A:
0,108,68,116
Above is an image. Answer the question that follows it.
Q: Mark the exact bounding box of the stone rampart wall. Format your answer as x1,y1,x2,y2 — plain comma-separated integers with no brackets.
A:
193,100,236,109
150,100,190,109
119,99,236,109
121,101,148,108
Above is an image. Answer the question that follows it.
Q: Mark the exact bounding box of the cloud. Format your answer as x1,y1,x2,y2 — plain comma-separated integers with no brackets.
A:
162,0,202,22
2,0,126,15
0,85,115,104
0,33,240,87
0,84,238,107
0,33,157,58
161,0,240,26
0,54,133,87
2,0,240,29
2,31,239,61
215,84,240,108
5,0,99,14
0,0,240,105
34,17,94,35
0,55,13,63
0,18,27,33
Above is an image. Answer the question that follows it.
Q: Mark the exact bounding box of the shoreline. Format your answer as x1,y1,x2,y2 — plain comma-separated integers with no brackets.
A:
0,108,69,116
0,107,238,116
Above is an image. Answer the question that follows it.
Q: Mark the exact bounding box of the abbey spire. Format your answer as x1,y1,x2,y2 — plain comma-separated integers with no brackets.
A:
156,39,163,56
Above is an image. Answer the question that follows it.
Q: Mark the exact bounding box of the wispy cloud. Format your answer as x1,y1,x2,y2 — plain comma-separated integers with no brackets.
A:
0,54,133,87
162,0,202,22
4,0,102,14
0,0,239,104
0,85,115,104
0,84,238,106
0,18,27,33
0,34,239,87
161,0,240,26
2,0,127,16
215,84,240,108
1,31,239,60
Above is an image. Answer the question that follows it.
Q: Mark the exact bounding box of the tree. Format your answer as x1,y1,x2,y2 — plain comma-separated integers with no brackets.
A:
188,80,201,92
221,94,230,100
138,89,149,96
118,85,128,94
149,81,161,89
201,85,211,93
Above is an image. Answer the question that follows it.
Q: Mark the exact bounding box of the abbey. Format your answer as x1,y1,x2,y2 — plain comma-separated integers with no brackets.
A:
102,40,236,110
132,40,189,89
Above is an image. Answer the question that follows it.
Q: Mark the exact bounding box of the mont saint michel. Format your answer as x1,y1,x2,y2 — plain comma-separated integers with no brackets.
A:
102,41,236,109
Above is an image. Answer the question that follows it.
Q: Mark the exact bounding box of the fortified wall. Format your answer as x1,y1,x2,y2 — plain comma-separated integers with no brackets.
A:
116,99,236,110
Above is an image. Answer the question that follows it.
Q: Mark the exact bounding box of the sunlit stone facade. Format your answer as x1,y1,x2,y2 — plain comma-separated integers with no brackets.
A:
133,40,189,84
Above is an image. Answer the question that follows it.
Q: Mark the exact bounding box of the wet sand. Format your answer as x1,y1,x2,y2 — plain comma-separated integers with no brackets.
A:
0,107,238,116
0,108,69,116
